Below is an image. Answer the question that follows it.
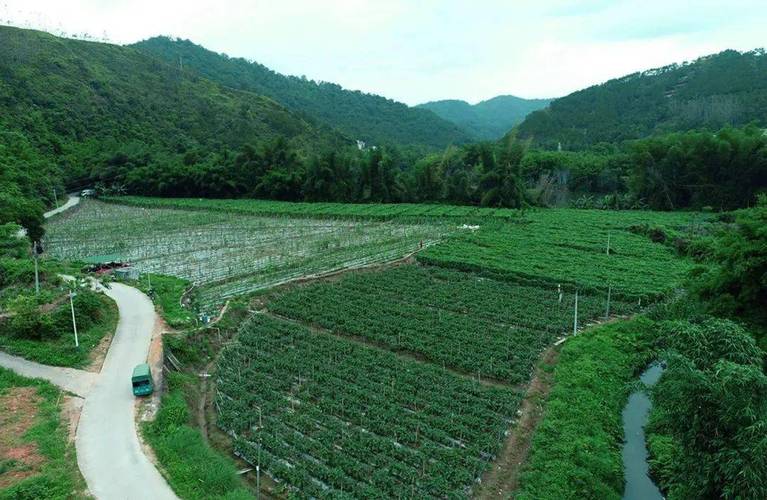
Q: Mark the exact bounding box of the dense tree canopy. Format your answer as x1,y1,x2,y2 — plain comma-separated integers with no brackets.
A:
0,130,60,241
691,198,767,333
629,126,767,210
0,25,344,190
650,319,767,499
133,37,471,150
1,26,765,219
518,49,767,149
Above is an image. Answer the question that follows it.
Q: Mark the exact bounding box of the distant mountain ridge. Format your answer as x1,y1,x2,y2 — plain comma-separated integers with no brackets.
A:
132,37,472,150
517,49,767,149
417,95,551,140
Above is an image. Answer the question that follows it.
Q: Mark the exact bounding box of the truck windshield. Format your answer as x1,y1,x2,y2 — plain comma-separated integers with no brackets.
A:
132,379,150,388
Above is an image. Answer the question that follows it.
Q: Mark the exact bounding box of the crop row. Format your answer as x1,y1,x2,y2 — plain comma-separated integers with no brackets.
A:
103,195,522,220
216,314,521,498
418,209,698,299
268,265,635,384
43,201,449,312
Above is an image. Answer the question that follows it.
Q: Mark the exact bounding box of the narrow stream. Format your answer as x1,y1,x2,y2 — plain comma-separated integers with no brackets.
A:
622,362,665,500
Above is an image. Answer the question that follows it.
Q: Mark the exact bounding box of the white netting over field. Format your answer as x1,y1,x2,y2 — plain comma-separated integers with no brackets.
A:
43,200,450,312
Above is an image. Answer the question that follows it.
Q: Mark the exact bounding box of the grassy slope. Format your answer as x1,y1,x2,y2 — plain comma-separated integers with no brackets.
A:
142,303,253,499
0,368,85,499
143,373,251,500
516,318,656,499
0,294,117,368
132,273,194,330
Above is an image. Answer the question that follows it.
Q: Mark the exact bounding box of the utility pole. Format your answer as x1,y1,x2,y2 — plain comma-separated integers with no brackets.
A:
53,187,59,208
33,241,40,296
606,231,611,255
573,290,579,336
256,442,262,500
69,290,79,348
256,465,261,500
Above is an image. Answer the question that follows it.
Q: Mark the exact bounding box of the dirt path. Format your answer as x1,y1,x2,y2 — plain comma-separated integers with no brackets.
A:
0,387,45,489
474,346,561,499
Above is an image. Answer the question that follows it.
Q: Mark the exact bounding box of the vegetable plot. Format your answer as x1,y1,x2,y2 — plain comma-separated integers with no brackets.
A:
216,314,521,498
418,209,699,299
43,201,449,311
104,195,521,220
269,265,636,384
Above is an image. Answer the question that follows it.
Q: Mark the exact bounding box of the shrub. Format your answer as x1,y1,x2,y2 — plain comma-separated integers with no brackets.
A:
8,295,56,340
650,319,767,499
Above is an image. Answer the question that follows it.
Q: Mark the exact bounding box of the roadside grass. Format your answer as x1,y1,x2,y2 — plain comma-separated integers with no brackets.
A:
143,373,251,500
0,368,85,499
134,273,194,329
0,294,117,368
516,318,656,500
143,302,252,499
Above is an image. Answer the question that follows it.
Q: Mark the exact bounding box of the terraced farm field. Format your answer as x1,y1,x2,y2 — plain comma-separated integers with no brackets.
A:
217,314,521,498
42,197,700,498
268,265,636,384
418,209,700,299
105,196,522,220
42,200,450,311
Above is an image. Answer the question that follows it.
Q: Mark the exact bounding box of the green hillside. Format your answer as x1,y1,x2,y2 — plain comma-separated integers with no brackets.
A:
132,36,472,150
517,49,767,149
0,25,344,187
418,95,551,139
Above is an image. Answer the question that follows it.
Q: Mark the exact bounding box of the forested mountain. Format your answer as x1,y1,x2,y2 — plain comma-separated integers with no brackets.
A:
132,37,472,150
418,95,551,140
0,25,343,184
517,49,767,149
0,25,348,236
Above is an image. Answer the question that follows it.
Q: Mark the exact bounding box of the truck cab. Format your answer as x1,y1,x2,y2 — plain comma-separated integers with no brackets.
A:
131,363,154,396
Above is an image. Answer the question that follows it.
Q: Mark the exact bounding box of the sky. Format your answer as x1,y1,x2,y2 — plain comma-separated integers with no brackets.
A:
1,1,765,105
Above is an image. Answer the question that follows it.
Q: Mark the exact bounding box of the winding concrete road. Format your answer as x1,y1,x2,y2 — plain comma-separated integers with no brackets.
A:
2,192,178,500
75,282,177,500
0,351,96,397
0,281,177,499
44,194,80,219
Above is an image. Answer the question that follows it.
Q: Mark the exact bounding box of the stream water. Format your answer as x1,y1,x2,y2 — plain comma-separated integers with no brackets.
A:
622,362,665,500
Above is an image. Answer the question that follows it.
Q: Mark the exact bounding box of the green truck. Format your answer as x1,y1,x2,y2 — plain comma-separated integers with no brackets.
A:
131,363,154,396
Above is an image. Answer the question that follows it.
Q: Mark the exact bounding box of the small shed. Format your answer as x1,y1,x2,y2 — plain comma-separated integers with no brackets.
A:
114,266,140,280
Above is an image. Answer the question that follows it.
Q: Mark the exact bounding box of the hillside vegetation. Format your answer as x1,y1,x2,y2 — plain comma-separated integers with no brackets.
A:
0,25,343,192
418,95,551,140
133,37,471,150
518,49,767,149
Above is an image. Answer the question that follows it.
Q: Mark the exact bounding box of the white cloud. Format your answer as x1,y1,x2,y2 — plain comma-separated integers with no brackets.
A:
1,0,765,105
